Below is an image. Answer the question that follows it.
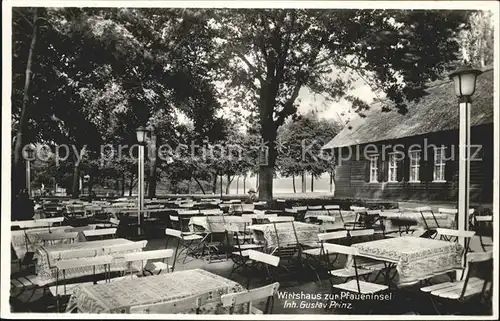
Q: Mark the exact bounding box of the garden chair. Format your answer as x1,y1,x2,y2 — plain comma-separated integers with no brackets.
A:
227,224,264,279
245,250,280,289
82,227,117,241
123,249,174,276
221,282,280,315
302,230,349,285
326,243,388,313
420,251,493,315
165,228,203,268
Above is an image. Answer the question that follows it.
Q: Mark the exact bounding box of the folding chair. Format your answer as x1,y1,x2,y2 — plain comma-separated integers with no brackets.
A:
291,206,308,222
245,250,280,289
165,228,203,268
347,206,368,230
324,205,347,231
302,230,349,284
221,282,280,315
52,255,114,311
470,213,493,252
415,206,439,235
421,251,493,315
123,249,174,276
227,223,264,279
39,232,78,246
131,296,202,314
82,228,117,241
326,243,388,313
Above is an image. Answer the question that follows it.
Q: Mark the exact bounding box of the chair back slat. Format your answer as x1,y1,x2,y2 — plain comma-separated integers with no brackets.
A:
40,232,78,241
316,215,335,223
268,216,294,223
350,206,366,213
165,228,182,238
467,251,493,263
59,248,98,260
292,206,308,211
83,228,117,237
348,229,375,238
177,210,200,215
106,241,148,254
284,208,297,214
248,250,280,267
124,249,173,262
55,255,114,270
324,205,340,210
110,218,120,225
322,243,359,256
221,282,280,307
307,205,323,210
438,208,458,215
436,228,475,239
317,230,348,241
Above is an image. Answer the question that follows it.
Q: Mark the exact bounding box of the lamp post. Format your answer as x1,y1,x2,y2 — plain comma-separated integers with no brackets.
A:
25,144,35,197
449,65,482,274
136,126,149,236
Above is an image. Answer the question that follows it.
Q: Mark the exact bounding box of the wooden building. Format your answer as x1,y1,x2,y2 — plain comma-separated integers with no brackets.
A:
322,68,494,203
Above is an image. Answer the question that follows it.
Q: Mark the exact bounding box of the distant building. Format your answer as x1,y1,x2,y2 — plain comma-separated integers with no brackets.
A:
322,68,493,203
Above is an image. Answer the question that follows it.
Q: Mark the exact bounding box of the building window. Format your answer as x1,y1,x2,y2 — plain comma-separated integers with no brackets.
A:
369,155,378,182
388,153,398,182
409,150,421,182
434,146,446,182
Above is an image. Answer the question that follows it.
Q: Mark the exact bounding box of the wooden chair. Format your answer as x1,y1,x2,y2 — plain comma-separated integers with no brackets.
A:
82,228,117,240
165,228,202,269
221,282,280,315
470,213,493,252
39,232,78,246
302,230,349,284
326,243,388,313
245,250,280,289
131,296,202,314
415,206,439,231
227,223,264,278
421,251,493,314
324,205,347,231
347,206,368,230
52,255,114,311
268,216,295,223
123,249,174,276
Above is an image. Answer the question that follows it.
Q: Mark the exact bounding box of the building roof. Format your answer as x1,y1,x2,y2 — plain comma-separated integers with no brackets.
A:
322,68,494,149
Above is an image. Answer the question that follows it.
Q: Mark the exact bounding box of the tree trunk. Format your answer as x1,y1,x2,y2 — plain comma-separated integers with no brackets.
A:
258,124,277,201
121,173,126,196
148,132,157,198
212,174,217,194
129,175,134,196
188,177,192,194
145,178,149,196
71,163,80,199
193,177,206,195
243,176,246,193
311,174,314,192
301,172,306,193
220,174,223,197
13,8,38,198
236,176,239,194
329,171,334,193
88,175,94,201
225,174,234,195
292,174,296,193
256,172,259,191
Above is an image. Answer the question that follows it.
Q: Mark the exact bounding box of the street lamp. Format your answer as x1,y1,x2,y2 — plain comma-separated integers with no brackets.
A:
449,65,482,274
24,144,35,197
136,126,149,236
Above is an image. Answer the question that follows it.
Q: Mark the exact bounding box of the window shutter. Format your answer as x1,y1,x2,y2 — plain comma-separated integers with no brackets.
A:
444,146,457,181
383,154,389,182
364,159,371,182
403,143,410,182
418,149,427,182
377,155,384,182
396,156,404,182
426,147,435,182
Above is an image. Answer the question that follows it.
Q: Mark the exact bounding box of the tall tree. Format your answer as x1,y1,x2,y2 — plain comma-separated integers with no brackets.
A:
208,9,471,200
458,10,495,68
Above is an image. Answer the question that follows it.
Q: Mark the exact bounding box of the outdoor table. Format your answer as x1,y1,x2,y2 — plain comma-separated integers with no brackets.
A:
11,225,89,261
66,268,248,314
188,215,248,233
248,222,323,249
34,238,143,285
381,211,455,233
346,236,463,287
